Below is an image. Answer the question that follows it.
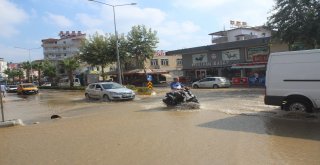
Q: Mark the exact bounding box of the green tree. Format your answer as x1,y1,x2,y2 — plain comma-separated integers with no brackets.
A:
80,33,115,81
33,61,44,86
267,0,320,49
4,69,24,84
43,60,57,83
127,25,159,69
16,69,24,83
108,33,131,81
21,61,32,82
4,69,15,84
61,57,80,87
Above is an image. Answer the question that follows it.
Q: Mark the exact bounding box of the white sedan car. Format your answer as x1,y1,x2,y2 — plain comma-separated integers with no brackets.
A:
192,77,231,89
85,82,135,101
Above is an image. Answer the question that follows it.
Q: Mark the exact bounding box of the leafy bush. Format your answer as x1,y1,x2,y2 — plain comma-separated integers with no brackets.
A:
136,87,152,95
125,85,137,91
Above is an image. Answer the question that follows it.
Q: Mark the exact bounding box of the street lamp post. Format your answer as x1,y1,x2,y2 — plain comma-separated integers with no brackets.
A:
14,47,40,83
88,0,137,85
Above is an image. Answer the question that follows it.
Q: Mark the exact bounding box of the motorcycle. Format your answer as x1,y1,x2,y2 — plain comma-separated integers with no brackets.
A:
162,87,199,108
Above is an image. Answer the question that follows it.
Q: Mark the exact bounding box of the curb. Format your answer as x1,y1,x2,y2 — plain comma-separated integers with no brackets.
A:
0,119,24,128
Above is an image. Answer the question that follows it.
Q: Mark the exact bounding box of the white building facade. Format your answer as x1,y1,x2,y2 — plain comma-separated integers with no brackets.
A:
0,58,8,80
42,31,86,60
209,26,272,44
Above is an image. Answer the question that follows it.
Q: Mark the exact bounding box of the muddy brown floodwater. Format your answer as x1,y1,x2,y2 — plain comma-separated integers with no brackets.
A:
0,88,320,165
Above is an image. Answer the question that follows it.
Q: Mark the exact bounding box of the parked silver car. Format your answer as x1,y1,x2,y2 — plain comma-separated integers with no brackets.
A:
6,85,18,93
192,77,231,89
85,82,135,101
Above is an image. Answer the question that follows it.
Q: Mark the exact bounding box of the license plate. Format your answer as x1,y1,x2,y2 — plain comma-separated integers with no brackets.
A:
123,94,130,97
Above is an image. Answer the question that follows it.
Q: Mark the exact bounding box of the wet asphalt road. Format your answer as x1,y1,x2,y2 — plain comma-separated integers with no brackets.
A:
1,88,320,165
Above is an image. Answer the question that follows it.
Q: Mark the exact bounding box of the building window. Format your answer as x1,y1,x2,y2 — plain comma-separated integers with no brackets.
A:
63,41,66,44
64,53,67,56
176,59,182,65
161,59,169,66
151,59,158,66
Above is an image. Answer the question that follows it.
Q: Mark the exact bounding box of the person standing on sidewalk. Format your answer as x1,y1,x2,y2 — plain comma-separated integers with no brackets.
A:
0,84,6,97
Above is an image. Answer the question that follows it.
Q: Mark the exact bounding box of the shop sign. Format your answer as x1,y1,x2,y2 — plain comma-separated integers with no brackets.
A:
192,54,208,64
253,54,269,62
247,46,269,61
191,60,240,67
232,77,248,85
222,49,240,61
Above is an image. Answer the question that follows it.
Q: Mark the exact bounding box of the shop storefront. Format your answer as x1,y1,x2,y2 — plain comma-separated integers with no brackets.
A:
230,46,269,86
166,37,271,86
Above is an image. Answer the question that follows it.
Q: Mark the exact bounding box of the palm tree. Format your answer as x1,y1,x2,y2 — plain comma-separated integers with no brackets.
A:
16,69,24,83
33,61,44,86
21,61,32,82
43,60,57,83
62,57,80,87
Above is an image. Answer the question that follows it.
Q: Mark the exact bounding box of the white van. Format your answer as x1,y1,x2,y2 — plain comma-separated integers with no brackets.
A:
58,78,81,87
264,49,320,112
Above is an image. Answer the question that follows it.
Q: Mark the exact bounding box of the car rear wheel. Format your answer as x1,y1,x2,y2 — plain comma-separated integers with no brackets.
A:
213,84,219,89
102,94,110,102
285,99,313,113
193,84,199,89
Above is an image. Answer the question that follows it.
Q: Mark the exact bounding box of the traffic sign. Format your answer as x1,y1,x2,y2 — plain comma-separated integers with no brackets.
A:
147,81,153,89
147,75,152,81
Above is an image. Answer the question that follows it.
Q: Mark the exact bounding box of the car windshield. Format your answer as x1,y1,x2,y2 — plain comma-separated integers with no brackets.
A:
22,85,35,88
102,83,123,89
9,85,17,88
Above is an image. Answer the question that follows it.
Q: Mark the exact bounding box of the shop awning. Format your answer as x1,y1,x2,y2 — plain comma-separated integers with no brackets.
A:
161,74,173,81
231,63,266,69
106,69,169,75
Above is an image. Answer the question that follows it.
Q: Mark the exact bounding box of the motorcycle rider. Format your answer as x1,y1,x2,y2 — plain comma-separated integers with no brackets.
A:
170,77,191,100
163,77,198,106
170,77,183,90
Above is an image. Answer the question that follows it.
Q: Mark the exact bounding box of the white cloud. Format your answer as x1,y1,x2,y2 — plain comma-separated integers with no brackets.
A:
82,5,206,50
91,5,166,32
0,0,28,37
0,44,43,63
44,12,73,28
76,13,103,28
156,21,200,35
214,0,275,28
173,0,233,10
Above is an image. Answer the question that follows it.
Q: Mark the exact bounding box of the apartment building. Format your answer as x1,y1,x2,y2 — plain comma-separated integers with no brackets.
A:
42,31,85,60
209,26,272,44
145,50,183,78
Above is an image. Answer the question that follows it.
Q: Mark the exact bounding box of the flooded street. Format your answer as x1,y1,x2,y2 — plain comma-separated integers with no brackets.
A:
1,88,320,165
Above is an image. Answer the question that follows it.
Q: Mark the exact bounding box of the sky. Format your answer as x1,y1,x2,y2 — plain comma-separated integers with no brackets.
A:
0,0,275,63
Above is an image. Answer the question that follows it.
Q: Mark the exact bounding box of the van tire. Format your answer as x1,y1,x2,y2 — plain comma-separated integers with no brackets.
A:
193,85,199,89
102,94,110,102
285,99,313,113
213,84,219,89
